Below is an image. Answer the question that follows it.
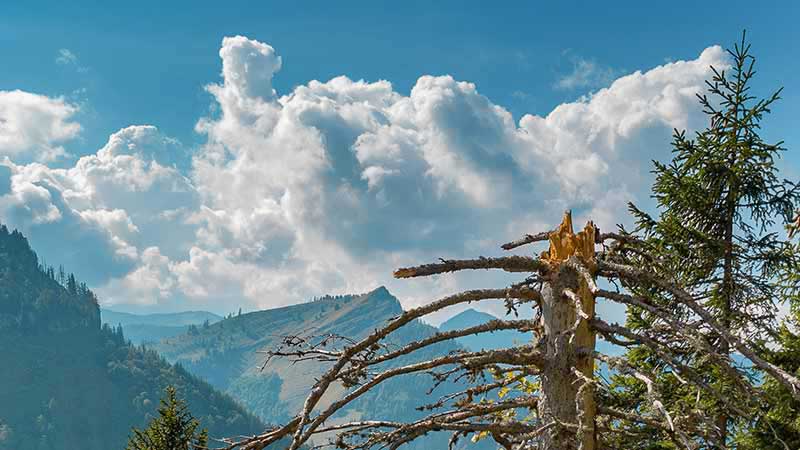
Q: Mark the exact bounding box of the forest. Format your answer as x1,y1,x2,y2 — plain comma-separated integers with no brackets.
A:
0,226,264,449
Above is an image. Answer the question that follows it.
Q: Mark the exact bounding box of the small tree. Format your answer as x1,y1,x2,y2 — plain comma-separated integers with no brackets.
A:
126,386,208,450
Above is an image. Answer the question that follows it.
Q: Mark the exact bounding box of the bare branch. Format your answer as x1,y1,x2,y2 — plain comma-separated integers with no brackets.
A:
339,318,536,378
601,259,800,400
591,318,749,418
501,230,553,250
394,256,546,279
291,345,546,448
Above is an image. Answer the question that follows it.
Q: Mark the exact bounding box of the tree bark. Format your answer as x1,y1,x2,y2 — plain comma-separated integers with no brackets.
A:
536,212,597,450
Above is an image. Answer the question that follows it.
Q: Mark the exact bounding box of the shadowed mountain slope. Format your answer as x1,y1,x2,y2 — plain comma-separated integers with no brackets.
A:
0,225,264,450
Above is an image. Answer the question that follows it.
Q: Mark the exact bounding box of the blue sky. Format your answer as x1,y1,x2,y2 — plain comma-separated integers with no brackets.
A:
4,1,798,156
1,1,798,321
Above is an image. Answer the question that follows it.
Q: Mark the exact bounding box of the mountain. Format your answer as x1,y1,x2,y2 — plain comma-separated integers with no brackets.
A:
0,225,264,450
439,308,532,351
101,309,223,345
154,287,495,449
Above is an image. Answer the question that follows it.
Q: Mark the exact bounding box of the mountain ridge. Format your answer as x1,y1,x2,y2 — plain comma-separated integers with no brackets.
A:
0,225,264,450
101,309,223,345
154,286,493,449
101,309,223,327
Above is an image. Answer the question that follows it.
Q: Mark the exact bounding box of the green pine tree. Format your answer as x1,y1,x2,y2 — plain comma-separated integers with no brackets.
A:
126,386,209,450
738,219,800,447
605,32,799,449
734,316,800,449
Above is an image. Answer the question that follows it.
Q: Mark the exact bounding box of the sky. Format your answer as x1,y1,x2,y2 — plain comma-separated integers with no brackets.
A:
1,1,799,322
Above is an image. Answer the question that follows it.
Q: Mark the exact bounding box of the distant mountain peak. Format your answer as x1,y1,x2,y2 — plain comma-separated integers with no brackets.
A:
369,285,392,297
152,284,477,450
440,309,498,330
439,308,531,352
457,308,497,320
361,286,403,315
365,285,399,304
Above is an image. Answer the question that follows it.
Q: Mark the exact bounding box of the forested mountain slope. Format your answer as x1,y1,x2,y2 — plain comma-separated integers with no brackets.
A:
155,287,495,449
0,225,263,450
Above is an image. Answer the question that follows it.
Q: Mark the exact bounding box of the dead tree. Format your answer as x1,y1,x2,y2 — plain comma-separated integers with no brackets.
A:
220,211,800,450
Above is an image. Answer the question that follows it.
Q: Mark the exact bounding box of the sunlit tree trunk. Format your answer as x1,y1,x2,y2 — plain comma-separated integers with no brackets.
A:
537,213,597,450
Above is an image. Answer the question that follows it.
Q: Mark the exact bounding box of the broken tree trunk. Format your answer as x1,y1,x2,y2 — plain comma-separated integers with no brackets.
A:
536,212,597,450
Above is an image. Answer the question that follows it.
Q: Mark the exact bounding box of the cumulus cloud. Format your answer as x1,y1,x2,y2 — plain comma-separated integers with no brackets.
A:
181,37,726,313
0,37,729,316
0,125,197,286
0,90,80,162
101,246,176,306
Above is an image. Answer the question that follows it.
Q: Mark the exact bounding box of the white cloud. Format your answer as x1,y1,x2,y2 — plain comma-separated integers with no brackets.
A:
179,38,727,312
0,90,80,162
56,49,78,66
55,48,88,73
101,246,176,306
0,125,197,286
0,38,729,316
556,54,617,91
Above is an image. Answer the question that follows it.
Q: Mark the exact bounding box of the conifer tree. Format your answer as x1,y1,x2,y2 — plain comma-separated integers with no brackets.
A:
738,225,800,448
66,274,77,295
126,386,208,450
607,32,799,447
